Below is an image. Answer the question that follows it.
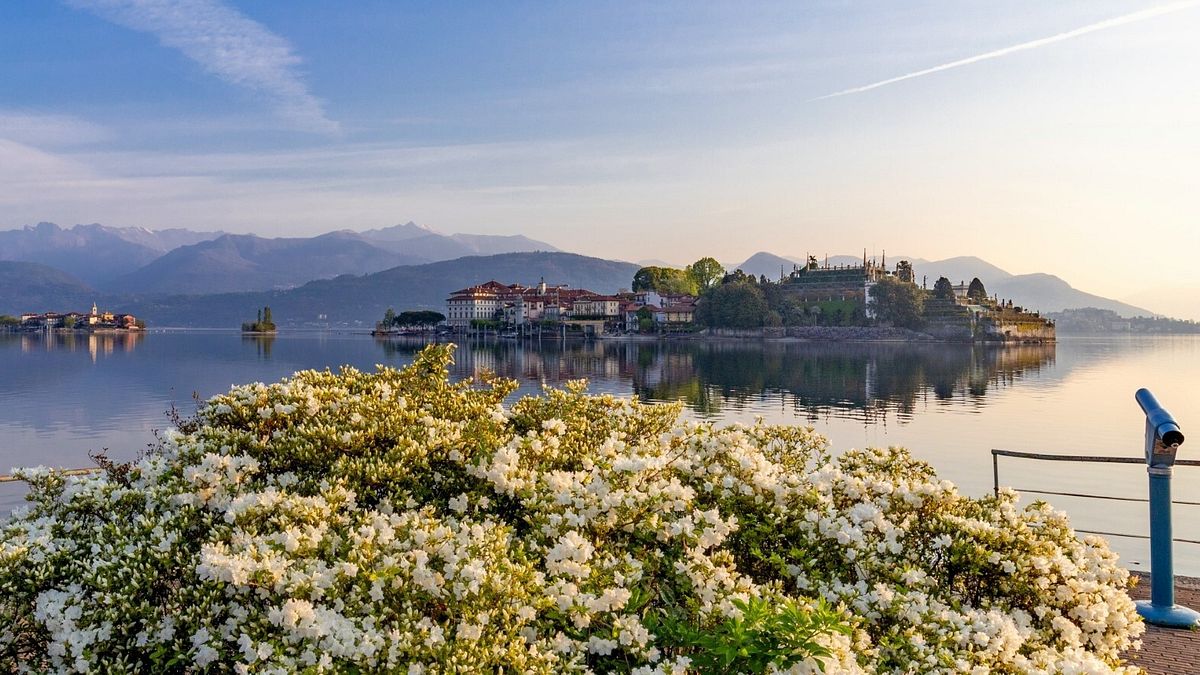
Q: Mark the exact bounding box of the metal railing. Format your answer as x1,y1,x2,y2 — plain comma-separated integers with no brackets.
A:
992,449,1200,545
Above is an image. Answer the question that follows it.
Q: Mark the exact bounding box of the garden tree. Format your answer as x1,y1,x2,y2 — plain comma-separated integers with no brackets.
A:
720,268,754,285
263,306,273,325
761,283,808,326
696,281,769,328
967,277,988,302
869,276,925,329
632,266,698,295
933,276,955,300
0,315,19,327
63,315,76,329
395,310,446,327
685,257,726,292
383,307,396,326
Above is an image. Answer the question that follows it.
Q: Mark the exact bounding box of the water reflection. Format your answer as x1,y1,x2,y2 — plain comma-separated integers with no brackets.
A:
14,330,144,359
243,335,275,359
375,337,1056,421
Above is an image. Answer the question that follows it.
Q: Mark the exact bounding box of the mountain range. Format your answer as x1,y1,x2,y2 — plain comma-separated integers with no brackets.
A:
732,252,1153,317
0,221,559,296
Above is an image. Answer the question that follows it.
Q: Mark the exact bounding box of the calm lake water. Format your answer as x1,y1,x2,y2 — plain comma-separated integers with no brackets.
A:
3,330,1199,573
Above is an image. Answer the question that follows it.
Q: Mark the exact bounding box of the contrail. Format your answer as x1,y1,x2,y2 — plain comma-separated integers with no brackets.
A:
813,1,1199,100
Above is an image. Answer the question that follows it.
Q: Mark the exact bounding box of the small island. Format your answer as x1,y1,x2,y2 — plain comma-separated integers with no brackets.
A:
6,303,143,332
241,305,277,334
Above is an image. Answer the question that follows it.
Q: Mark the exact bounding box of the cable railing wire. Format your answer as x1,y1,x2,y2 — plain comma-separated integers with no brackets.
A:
993,448,1200,546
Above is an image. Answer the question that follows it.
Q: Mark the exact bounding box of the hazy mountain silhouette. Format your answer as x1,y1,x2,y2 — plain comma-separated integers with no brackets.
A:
360,223,560,260
105,232,424,294
0,261,107,315
1,221,560,296
122,251,639,327
0,222,223,287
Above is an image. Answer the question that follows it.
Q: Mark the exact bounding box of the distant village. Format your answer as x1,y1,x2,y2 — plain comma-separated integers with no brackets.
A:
376,256,1056,342
6,303,143,332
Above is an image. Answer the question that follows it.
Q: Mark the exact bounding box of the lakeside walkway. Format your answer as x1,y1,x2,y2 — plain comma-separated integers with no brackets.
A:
1127,572,1200,674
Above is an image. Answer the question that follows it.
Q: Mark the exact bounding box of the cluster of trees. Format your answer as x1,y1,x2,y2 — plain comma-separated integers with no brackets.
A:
632,257,725,296
0,315,19,329
241,306,276,333
380,308,446,330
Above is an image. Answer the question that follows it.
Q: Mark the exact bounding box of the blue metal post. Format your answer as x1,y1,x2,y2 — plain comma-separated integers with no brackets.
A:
1148,461,1174,607
1134,388,1200,627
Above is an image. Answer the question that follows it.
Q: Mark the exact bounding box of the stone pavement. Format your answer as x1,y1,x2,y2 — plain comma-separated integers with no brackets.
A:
1126,572,1200,674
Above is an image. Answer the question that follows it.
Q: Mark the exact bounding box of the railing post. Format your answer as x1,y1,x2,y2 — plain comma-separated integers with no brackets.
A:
1134,388,1200,628
992,449,999,497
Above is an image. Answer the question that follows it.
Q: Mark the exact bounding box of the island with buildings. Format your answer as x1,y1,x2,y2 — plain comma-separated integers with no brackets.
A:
6,303,142,333
433,256,1054,343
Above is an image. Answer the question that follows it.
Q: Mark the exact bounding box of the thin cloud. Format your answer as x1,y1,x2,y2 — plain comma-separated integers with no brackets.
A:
0,111,112,146
814,1,1200,100
68,0,338,134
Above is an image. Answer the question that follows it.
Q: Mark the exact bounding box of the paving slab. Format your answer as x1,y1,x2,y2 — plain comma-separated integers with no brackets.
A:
1126,572,1200,674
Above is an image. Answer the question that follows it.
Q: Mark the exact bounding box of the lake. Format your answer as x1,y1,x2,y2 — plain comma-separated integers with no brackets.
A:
3,330,1199,573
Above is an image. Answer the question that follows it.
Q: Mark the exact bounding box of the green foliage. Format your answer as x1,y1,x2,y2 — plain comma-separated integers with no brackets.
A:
391,310,446,327
869,277,925,329
650,597,850,674
686,257,726,292
383,307,396,326
933,276,955,300
62,315,76,329
967,277,988,302
0,315,19,327
242,305,277,332
721,269,755,285
633,266,698,295
696,281,769,328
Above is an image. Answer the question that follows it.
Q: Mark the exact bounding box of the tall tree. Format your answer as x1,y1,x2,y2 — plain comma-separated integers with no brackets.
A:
967,277,988,302
686,257,726,292
695,281,769,328
383,307,396,327
632,266,698,295
870,277,925,329
933,277,955,300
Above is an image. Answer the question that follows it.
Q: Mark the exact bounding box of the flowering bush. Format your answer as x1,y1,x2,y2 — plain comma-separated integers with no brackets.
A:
0,345,1142,673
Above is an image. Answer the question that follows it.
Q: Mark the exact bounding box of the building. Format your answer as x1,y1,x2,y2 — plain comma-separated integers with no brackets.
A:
777,255,911,319
445,279,620,329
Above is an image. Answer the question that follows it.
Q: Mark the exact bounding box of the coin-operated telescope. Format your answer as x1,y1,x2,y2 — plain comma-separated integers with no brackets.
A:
1133,388,1199,627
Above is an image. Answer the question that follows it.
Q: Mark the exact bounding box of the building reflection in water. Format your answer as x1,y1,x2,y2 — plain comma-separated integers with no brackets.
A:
15,331,145,360
375,336,1056,422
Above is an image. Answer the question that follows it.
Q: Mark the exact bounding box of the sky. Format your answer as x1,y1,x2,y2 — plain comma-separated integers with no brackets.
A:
1,1,1198,315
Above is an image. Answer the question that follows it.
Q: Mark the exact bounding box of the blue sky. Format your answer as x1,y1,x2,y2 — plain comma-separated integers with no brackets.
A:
2,1,1198,313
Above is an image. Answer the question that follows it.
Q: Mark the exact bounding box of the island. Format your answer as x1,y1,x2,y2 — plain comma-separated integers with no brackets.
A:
9,303,143,332
241,305,277,334
438,256,1054,343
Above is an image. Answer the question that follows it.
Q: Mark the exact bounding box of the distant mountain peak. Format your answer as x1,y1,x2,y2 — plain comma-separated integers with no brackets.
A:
358,221,441,242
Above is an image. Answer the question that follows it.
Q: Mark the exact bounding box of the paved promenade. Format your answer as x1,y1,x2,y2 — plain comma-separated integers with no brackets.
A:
1127,572,1200,674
